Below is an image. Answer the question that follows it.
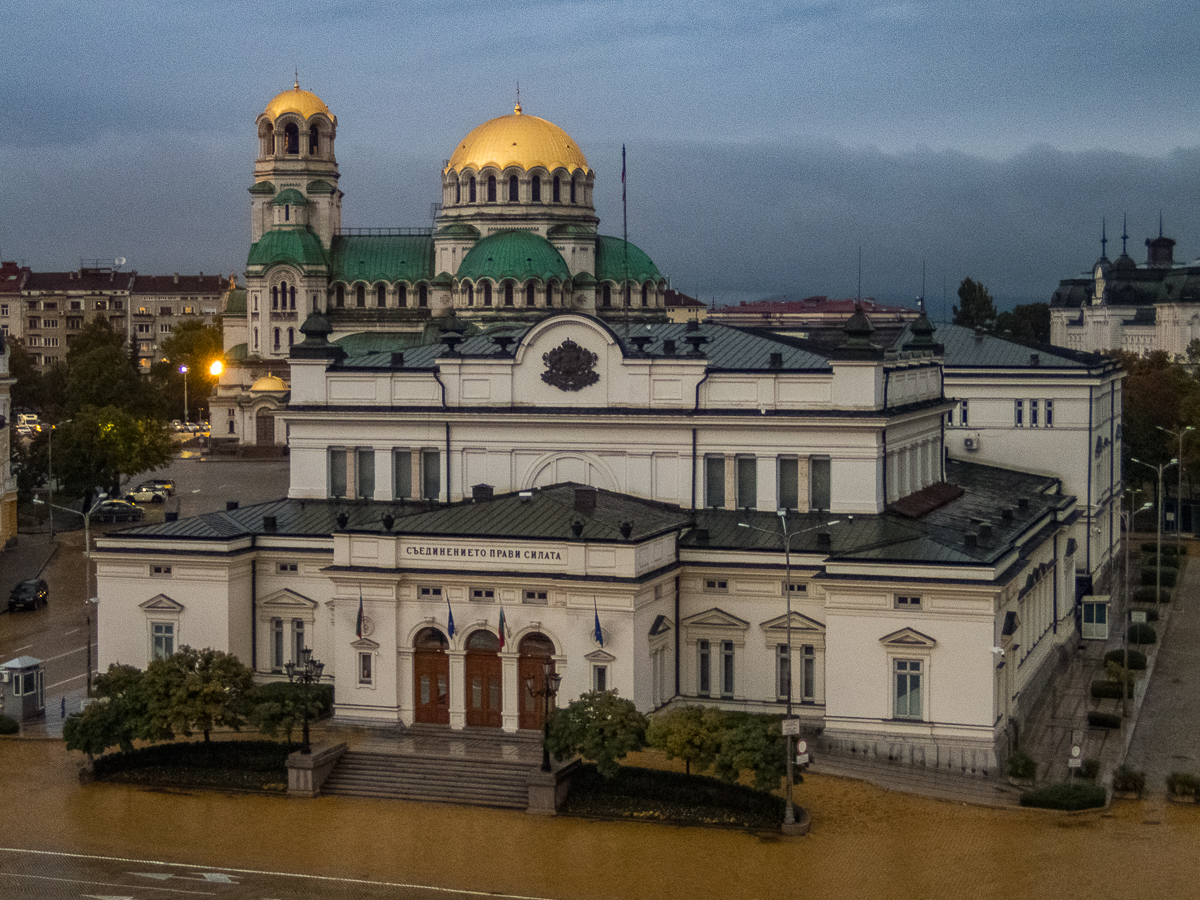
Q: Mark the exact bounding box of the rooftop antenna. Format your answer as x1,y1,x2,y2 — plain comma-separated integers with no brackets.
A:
918,258,926,312
1101,217,1108,258
1159,211,1164,238
942,274,948,324
516,80,520,107
1122,214,1129,255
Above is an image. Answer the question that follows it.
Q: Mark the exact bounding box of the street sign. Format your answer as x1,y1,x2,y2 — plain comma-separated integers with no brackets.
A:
1068,757,1082,769
797,753,810,765
782,718,800,736
1132,610,1147,624
796,739,807,754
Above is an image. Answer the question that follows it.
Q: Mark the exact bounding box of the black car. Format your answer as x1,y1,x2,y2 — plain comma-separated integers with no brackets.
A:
92,499,146,524
9,578,48,612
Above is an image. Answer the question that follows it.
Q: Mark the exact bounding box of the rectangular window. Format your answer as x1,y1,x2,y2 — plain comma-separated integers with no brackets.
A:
776,644,790,700
422,449,440,501
272,618,284,670
698,640,711,696
470,587,495,602
419,585,443,599
159,323,172,333
151,565,171,577
810,456,831,511
292,620,305,663
152,622,175,660
785,581,807,598
329,448,347,498
895,595,922,609
704,579,728,592
393,449,412,500
1030,400,1039,427
359,652,373,685
1045,400,1054,427
357,448,375,499
277,563,298,573
0,304,7,316
960,400,969,427
705,456,725,508
778,458,799,510
736,456,757,509
592,665,608,692
894,659,922,719
800,645,815,702
1014,399,1024,427
523,589,548,605
721,641,735,697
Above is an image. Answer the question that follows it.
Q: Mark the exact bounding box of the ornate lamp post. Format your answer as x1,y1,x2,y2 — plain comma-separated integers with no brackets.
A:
740,512,845,832
285,647,324,754
526,661,562,772
1132,457,1176,616
1157,425,1194,550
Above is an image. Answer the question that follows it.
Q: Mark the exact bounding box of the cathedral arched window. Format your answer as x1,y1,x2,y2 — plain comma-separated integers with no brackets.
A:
336,285,345,308
253,327,259,349
526,283,535,306
455,182,461,204
546,285,553,307
280,281,288,308
309,125,319,155
531,176,541,202
469,177,477,203
483,282,492,306
398,284,407,307
356,285,366,308
570,179,576,203
271,287,279,310
288,327,295,347
508,175,519,202
284,123,299,155
419,285,428,307
552,176,561,203
641,284,649,307
487,176,497,202
283,205,290,222
289,286,296,309
602,285,612,307
273,328,281,350
377,284,387,307
504,283,514,306
466,283,474,306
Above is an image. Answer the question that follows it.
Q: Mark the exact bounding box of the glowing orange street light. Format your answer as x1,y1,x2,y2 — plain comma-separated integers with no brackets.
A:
209,360,224,377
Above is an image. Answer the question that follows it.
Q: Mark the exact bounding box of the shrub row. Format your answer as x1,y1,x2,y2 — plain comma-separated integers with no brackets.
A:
1141,542,1187,556
1090,680,1133,700
0,715,19,735
1140,567,1178,587
1104,648,1147,670
1020,782,1107,810
1127,623,1158,645
1112,766,1146,797
1133,587,1170,605
1088,711,1122,729
1167,772,1200,797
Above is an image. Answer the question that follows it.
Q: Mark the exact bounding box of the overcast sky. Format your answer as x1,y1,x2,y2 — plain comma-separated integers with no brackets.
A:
4,0,1200,313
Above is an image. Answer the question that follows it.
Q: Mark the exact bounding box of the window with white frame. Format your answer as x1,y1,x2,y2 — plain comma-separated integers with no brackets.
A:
721,640,735,697
419,585,443,600
359,652,373,685
1014,399,1024,427
736,456,757,509
272,618,285,670
799,644,815,702
697,640,711,696
470,587,495,602
151,565,172,577
1030,399,1039,427
894,659,922,719
393,449,412,500
705,579,728,592
809,456,831,511
776,644,790,700
292,620,305,663
1044,399,1054,427
329,448,347,499
895,594,922,609
784,581,807,598
523,589,548,605
705,456,725,508
778,457,799,510
152,622,175,660
357,448,375,499
592,664,608,692
277,563,297,573
960,400,969,427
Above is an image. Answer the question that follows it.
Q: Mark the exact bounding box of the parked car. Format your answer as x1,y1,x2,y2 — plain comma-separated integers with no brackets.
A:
9,578,48,612
170,420,186,432
140,478,175,496
92,500,146,524
125,486,166,504
185,422,201,433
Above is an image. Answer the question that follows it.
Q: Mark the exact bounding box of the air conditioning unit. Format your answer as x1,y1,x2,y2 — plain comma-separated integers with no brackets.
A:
963,436,981,452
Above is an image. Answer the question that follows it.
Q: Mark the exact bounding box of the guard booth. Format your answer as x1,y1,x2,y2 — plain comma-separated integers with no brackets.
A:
0,656,46,723
1081,595,1110,641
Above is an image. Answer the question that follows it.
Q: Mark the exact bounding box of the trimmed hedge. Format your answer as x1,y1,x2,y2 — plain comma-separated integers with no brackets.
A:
0,714,19,735
1127,623,1158,645
1142,542,1186,556
1133,587,1170,605
1020,782,1107,810
1091,679,1133,700
92,739,298,791
1167,772,1200,797
1080,758,1100,781
1088,711,1122,729
1140,567,1178,587
1104,648,1147,670
1006,750,1037,780
1112,766,1146,797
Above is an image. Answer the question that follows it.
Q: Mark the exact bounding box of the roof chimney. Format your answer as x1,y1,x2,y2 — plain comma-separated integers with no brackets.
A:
472,483,494,502
574,486,598,516
174,273,179,283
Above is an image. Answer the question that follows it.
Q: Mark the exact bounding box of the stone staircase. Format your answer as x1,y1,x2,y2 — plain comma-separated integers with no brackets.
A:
321,740,541,808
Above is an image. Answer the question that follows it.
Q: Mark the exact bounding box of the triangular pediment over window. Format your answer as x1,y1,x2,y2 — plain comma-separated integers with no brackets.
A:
139,593,184,613
260,588,319,611
681,607,749,630
649,614,673,637
760,611,825,635
351,637,379,651
879,627,937,647
585,648,616,663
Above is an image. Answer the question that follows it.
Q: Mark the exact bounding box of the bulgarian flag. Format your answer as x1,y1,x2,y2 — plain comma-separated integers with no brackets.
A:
498,606,508,649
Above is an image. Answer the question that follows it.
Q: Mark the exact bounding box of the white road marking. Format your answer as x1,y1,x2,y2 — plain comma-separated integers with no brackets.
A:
47,672,87,689
1,871,212,895
14,644,32,652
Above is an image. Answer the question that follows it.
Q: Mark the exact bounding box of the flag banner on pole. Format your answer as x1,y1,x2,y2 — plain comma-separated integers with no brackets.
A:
447,597,456,638
593,598,604,647
498,606,507,649
356,588,364,639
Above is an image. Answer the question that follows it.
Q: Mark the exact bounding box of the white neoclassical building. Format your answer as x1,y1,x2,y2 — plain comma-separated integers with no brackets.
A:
97,308,1082,775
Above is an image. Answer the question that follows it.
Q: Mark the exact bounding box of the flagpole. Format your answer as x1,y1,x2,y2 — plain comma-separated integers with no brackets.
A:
622,143,629,323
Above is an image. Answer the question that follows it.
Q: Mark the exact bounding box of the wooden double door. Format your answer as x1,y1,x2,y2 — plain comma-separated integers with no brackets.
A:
465,630,502,728
413,627,450,725
518,632,557,731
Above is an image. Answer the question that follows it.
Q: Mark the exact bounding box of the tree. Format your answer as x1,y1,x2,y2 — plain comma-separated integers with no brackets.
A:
710,712,787,791
546,690,647,778
139,647,256,743
51,405,174,507
157,320,225,421
953,277,998,330
62,664,145,765
645,705,723,775
249,681,332,743
994,302,1051,344
63,317,154,418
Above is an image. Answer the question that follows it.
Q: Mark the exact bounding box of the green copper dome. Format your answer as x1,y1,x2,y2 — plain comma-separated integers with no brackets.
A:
247,228,328,270
457,230,570,283
595,236,662,284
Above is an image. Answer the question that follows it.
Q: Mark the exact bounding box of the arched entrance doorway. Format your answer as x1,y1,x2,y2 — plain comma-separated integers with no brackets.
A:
518,632,556,731
464,630,502,728
412,627,449,725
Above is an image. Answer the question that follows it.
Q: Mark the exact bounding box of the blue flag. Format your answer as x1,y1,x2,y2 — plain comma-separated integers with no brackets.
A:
447,597,456,638
593,599,604,647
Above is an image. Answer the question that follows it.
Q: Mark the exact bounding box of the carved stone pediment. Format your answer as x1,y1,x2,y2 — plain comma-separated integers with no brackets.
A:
879,627,937,647
760,611,825,634
139,593,184,613
542,339,599,392
259,588,319,611
681,607,749,630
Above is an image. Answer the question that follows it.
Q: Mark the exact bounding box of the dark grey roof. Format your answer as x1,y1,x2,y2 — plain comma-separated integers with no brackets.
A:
892,321,1114,371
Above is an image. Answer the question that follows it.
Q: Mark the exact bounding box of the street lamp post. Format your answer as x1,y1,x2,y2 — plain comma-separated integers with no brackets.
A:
1157,425,1194,550
740,512,845,831
526,661,563,772
179,365,189,425
1120,501,1153,718
284,647,324,754
1131,457,1177,617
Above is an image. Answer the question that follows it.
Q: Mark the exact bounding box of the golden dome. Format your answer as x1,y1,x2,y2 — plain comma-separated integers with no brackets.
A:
446,104,590,175
262,81,332,121
250,374,288,392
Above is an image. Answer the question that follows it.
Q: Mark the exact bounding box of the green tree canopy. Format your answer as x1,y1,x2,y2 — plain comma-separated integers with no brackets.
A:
994,302,1051,344
546,690,647,778
50,404,174,506
645,705,723,775
139,646,256,743
63,664,145,764
953,277,998,330
155,319,224,421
